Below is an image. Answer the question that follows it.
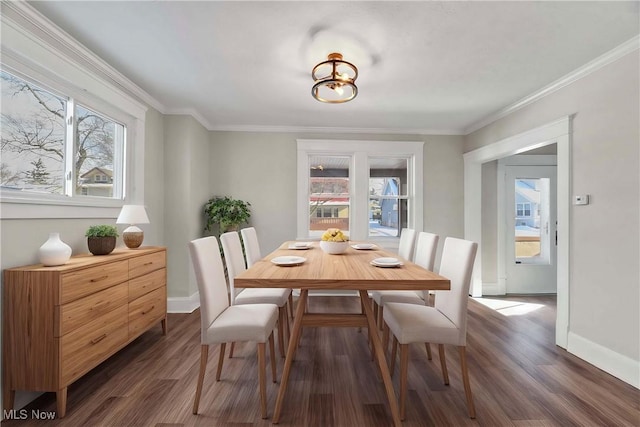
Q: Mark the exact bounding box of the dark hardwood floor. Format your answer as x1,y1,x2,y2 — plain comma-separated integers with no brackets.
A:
4,295,639,426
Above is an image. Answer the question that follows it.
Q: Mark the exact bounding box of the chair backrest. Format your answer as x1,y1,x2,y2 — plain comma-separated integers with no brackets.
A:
241,227,261,268
413,231,439,271
435,237,478,346
220,231,247,304
189,236,230,343
397,228,417,261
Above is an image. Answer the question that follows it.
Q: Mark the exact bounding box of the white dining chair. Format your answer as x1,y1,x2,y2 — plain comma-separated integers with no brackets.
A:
241,227,295,318
371,231,439,332
397,227,417,261
382,237,478,420
189,236,278,419
221,231,292,358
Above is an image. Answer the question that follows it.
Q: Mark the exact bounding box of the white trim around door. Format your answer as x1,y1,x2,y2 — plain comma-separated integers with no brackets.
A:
463,116,571,349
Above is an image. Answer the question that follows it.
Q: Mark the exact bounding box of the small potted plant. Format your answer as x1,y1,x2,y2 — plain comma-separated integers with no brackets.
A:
85,225,118,255
203,196,251,235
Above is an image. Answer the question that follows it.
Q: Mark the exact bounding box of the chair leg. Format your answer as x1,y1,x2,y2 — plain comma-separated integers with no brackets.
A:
373,301,379,329
425,343,432,360
399,344,409,421
390,336,398,376
438,344,449,385
229,342,235,358
284,303,291,341
288,293,294,319
458,346,476,418
278,307,286,358
377,305,384,331
193,345,209,414
258,342,267,419
382,323,390,354
216,342,226,381
269,333,277,383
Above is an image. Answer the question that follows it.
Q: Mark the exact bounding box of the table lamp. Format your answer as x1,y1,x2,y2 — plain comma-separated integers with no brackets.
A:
116,205,150,249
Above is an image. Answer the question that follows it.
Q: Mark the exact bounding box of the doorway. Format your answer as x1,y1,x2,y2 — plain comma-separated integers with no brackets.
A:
463,116,571,348
504,164,557,294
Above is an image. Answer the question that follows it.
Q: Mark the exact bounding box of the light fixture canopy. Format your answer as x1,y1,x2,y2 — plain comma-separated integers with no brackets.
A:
312,52,358,103
116,205,150,249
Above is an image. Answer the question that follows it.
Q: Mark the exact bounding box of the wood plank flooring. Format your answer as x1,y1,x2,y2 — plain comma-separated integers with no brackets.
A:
4,295,639,426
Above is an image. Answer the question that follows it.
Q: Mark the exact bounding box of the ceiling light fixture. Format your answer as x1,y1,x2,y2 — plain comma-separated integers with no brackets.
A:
311,52,358,103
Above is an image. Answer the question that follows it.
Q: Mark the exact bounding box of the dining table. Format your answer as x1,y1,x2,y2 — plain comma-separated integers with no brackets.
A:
234,240,451,427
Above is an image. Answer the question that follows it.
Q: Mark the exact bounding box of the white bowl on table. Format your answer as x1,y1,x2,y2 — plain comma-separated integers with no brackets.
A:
320,240,349,255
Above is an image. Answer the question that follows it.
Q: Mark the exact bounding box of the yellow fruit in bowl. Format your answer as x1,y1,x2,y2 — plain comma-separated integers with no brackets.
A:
321,228,349,242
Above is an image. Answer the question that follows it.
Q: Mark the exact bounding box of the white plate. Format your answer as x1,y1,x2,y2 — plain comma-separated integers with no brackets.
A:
351,243,377,250
271,256,306,266
370,257,403,268
288,242,313,250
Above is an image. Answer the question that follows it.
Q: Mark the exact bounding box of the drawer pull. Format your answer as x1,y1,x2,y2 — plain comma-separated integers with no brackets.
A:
90,275,109,283
142,305,155,315
91,334,107,345
143,262,154,266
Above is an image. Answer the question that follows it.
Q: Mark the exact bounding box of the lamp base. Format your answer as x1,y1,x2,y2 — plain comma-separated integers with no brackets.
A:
122,226,144,249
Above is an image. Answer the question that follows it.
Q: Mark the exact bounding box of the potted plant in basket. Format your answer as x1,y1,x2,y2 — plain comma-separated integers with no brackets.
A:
203,196,251,235
86,225,118,255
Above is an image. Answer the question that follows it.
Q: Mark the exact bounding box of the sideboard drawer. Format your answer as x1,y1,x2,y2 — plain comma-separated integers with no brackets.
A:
129,287,166,339
57,283,128,337
60,305,128,385
129,251,165,279
60,261,129,304
129,268,165,302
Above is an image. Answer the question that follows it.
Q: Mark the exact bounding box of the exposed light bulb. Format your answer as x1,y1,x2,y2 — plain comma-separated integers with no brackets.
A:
334,85,344,96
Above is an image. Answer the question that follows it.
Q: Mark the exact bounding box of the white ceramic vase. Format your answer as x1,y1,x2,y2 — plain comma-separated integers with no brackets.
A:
38,232,72,266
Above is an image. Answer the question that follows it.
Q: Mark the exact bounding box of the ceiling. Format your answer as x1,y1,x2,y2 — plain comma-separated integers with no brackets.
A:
28,1,639,135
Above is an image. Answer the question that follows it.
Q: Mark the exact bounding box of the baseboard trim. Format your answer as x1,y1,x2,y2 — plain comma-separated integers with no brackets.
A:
480,282,501,295
568,331,639,389
167,292,200,313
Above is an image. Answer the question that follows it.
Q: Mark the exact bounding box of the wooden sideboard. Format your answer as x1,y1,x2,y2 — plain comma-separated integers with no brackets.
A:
2,246,167,418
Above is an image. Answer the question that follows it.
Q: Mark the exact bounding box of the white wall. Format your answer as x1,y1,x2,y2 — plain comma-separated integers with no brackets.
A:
163,115,211,298
208,131,465,266
465,51,640,383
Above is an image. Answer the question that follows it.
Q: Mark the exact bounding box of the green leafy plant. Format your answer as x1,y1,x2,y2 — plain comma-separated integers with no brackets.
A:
204,196,251,234
85,225,119,238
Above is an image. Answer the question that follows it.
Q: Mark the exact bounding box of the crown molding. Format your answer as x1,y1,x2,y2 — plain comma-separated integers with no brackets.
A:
205,124,462,136
164,107,215,130
464,35,640,135
1,1,164,114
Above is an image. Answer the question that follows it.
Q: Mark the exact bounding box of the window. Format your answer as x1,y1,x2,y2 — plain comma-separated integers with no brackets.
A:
297,140,423,242
1,70,125,200
516,203,531,217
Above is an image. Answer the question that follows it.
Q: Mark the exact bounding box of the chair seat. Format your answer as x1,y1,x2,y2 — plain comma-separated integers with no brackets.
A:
235,288,291,306
384,302,461,346
371,290,424,306
205,303,278,344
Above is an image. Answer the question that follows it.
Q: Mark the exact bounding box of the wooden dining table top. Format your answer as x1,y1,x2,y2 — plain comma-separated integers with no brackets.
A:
234,241,450,291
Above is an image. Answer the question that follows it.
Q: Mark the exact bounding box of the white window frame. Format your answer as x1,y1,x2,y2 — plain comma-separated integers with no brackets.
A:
297,139,423,243
0,4,147,219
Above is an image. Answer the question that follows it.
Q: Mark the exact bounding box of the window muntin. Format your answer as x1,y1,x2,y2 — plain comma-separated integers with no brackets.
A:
1,70,126,201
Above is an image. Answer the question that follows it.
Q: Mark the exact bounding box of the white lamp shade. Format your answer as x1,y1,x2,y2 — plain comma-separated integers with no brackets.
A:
116,205,150,225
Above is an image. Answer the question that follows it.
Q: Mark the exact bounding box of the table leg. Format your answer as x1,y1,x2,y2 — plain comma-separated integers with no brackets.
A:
272,289,308,424
358,290,402,427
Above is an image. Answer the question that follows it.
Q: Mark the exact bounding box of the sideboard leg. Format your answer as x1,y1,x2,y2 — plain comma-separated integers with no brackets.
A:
56,387,67,418
161,317,168,335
